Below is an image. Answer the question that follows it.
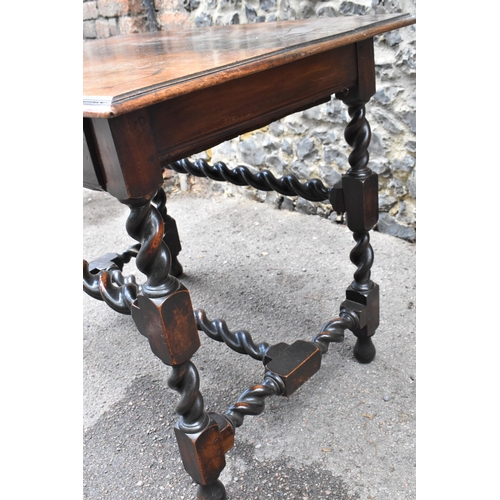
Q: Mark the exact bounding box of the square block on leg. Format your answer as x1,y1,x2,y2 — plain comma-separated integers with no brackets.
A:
131,285,200,365
265,340,321,397
342,284,379,338
174,419,226,486
343,172,378,232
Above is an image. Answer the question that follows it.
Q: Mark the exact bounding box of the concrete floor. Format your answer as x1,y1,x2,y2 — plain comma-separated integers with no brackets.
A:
83,187,416,500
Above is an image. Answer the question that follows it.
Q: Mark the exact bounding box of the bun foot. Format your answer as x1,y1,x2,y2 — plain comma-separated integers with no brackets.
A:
353,336,376,363
197,480,226,500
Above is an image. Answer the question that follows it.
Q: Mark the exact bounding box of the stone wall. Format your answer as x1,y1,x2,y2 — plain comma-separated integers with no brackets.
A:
83,0,417,241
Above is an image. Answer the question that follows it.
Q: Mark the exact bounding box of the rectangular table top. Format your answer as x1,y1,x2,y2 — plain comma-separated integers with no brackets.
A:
83,14,415,119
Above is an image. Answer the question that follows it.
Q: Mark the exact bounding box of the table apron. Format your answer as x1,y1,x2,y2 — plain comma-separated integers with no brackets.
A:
148,43,359,164
82,40,375,200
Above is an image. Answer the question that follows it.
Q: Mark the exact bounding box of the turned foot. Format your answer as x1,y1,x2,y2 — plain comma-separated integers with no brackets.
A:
197,480,226,500
353,336,376,363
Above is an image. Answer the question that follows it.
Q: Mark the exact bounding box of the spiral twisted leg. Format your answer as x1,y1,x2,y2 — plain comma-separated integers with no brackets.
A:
107,193,227,497
123,197,178,298
152,188,184,278
168,361,210,433
84,189,229,497
335,90,379,364
350,231,374,291
343,102,372,178
348,231,377,363
83,194,179,311
168,359,232,499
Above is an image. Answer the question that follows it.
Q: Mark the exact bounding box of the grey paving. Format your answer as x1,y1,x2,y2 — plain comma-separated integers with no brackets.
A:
83,187,416,500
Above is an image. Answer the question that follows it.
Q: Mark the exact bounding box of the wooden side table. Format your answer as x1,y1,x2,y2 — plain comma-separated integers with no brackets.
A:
83,13,415,499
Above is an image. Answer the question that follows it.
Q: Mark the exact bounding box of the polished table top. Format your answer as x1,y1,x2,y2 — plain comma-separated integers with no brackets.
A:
83,14,415,119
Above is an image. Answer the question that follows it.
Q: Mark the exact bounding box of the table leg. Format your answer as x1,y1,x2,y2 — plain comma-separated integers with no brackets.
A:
152,187,184,278
335,88,379,363
121,195,231,499
83,190,233,498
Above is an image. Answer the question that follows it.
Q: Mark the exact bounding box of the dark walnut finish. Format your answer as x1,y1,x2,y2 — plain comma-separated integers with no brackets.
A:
83,13,415,500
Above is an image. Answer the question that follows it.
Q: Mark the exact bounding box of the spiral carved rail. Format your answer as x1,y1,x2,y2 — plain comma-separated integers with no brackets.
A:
194,309,270,362
83,258,139,314
312,313,358,354
167,158,330,202
225,373,284,429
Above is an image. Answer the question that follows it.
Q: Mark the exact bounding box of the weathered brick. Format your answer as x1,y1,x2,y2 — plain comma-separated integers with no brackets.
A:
155,0,179,9
83,20,97,38
83,1,98,20
118,15,148,34
158,11,190,28
129,0,145,14
96,18,111,38
108,17,119,36
97,0,129,18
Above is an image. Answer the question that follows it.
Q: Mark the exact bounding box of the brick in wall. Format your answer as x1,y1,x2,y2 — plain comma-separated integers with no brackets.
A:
95,18,111,37
97,0,129,18
157,11,190,28
83,1,98,20
118,15,148,34
83,20,97,38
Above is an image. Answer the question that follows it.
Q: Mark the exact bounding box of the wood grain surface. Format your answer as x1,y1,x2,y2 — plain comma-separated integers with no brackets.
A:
83,14,415,118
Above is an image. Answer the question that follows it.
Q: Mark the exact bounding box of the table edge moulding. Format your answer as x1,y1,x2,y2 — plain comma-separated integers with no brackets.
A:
83,13,414,118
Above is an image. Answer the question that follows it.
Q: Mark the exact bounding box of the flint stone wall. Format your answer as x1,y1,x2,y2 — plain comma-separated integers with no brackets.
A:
83,0,417,241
